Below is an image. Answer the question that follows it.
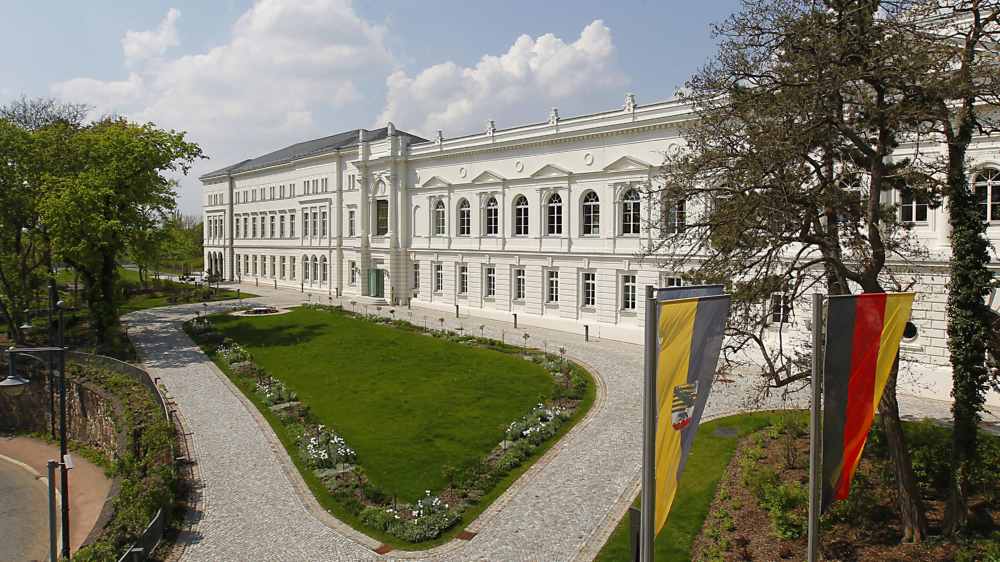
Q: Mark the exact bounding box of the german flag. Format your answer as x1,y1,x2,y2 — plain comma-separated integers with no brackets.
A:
653,294,730,535
821,292,914,512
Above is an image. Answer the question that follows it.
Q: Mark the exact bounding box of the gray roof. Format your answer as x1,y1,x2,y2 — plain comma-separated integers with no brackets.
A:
199,127,428,181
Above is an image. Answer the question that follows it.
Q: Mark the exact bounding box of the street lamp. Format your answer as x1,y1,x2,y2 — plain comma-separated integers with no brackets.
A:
0,296,71,560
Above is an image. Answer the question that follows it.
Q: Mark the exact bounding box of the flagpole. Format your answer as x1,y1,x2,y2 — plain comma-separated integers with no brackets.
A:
640,285,656,562
807,292,824,562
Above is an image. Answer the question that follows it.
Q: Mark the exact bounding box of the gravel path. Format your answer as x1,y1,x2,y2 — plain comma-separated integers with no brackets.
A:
126,282,995,561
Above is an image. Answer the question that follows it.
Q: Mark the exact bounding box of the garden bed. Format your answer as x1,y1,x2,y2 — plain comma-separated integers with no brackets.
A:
692,413,1000,562
184,304,595,549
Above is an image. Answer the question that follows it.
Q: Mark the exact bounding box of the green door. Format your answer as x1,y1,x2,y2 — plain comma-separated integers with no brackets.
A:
368,268,384,298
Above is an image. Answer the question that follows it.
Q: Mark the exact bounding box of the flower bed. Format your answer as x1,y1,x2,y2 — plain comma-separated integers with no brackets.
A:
184,305,594,546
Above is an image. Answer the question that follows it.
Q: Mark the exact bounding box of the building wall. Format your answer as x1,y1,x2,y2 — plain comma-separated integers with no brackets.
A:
203,97,1000,405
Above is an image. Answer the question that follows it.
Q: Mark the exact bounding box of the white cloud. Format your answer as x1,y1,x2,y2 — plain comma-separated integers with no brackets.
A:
376,20,627,138
122,8,181,65
52,0,395,213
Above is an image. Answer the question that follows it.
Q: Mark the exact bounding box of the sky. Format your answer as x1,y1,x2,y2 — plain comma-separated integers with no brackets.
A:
1,0,741,215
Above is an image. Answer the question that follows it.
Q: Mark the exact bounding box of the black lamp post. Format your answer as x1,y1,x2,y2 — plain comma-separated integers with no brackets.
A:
1,296,71,560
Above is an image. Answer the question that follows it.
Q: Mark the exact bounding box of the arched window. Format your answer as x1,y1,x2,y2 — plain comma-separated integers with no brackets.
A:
665,198,686,234
457,199,471,236
513,195,529,236
622,189,640,235
320,256,328,282
485,197,499,236
582,191,600,235
975,168,999,223
312,256,318,281
434,200,446,235
546,193,563,235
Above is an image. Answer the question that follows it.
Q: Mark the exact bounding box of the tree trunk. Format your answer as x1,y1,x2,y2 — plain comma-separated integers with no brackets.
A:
878,360,928,543
94,251,118,348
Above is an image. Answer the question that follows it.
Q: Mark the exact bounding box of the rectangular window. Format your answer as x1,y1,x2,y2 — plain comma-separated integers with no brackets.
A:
270,256,276,278
311,211,318,237
260,255,267,276
348,174,356,190
349,261,358,285
279,215,286,238
665,276,683,287
290,214,296,238
770,293,792,324
458,265,468,294
269,215,276,238
348,210,357,237
622,274,637,310
582,272,596,307
252,255,258,275
280,185,285,198
321,211,328,237
434,263,444,292
290,257,296,280
280,256,286,279
243,255,249,274
289,182,295,197
302,212,309,238
665,199,686,234
900,191,929,224
485,266,496,298
321,178,328,192
312,179,319,194
252,216,257,238
235,218,241,239
413,263,420,289
515,268,526,300
376,200,389,235
546,270,559,303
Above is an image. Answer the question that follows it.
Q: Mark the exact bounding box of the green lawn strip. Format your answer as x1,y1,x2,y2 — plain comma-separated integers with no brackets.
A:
191,307,596,550
595,411,779,562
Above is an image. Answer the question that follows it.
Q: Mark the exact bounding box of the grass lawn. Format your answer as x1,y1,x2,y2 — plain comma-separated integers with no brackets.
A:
208,307,557,502
595,411,781,562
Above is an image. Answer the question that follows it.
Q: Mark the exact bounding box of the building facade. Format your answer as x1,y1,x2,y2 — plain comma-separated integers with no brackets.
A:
201,95,1000,403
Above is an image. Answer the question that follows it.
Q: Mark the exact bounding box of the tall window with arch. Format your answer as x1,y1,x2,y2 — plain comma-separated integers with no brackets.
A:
457,199,471,236
582,191,600,235
311,256,318,281
514,195,529,236
546,193,563,235
434,200,446,235
622,189,641,235
975,168,999,223
485,197,499,236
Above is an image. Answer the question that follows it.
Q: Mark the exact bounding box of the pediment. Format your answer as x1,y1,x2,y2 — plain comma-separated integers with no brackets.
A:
529,164,572,178
471,170,505,184
420,175,452,188
602,156,651,172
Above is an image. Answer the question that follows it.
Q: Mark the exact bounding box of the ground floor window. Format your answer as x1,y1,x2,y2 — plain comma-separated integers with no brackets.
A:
270,256,276,278
664,276,683,287
546,270,559,303
514,268,526,301
458,264,468,294
280,256,286,279
349,261,357,285
485,266,496,298
290,257,296,280
770,292,792,324
413,263,420,290
582,272,596,307
434,263,444,292
622,274,637,310
252,256,258,275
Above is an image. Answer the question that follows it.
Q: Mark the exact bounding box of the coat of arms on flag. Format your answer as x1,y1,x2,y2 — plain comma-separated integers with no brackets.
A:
671,381,698,430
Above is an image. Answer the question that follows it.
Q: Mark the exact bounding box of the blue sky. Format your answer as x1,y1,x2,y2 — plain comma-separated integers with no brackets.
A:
2,1,739,214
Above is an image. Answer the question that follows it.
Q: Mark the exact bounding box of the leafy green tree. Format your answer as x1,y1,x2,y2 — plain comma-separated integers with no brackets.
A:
894,0,1000,532
41,118,202,347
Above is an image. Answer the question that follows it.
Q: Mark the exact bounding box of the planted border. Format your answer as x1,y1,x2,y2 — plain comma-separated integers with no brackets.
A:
184,304,595,549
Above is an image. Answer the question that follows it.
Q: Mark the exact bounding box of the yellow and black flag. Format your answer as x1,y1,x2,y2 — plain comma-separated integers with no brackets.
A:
649,291,731,535
821,292,914,512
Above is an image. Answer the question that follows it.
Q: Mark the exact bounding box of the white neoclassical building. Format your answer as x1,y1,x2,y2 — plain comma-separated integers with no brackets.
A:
201,94,1000,402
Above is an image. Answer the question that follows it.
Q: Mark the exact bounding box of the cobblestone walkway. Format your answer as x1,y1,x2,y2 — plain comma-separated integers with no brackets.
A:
125,282,998,562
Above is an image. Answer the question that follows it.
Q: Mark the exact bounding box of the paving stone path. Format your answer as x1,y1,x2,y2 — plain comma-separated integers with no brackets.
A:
125,282,997,562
